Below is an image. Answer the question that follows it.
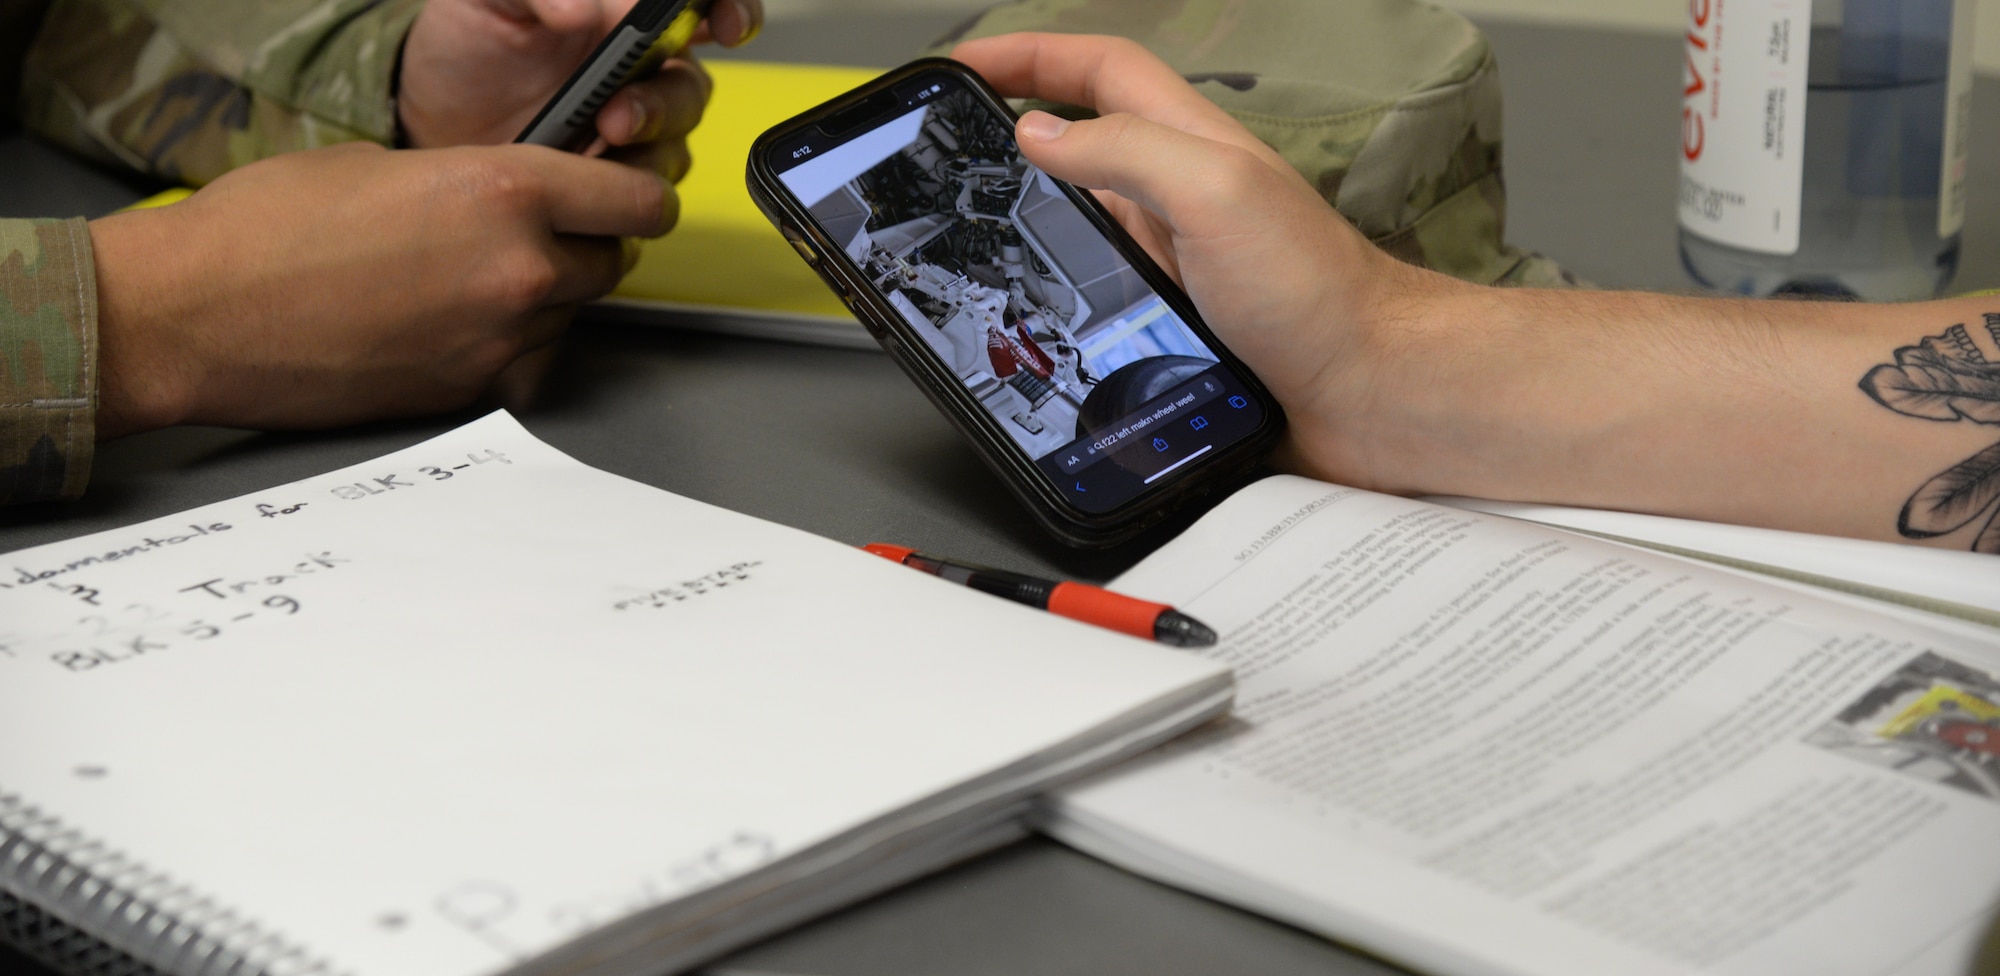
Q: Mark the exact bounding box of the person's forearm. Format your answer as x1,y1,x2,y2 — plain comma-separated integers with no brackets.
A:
951,31,1997,553
82,142,668,442
1338,283,2000,551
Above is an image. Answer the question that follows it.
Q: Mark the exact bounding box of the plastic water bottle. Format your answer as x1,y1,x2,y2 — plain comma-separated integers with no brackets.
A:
1678,0,1976,300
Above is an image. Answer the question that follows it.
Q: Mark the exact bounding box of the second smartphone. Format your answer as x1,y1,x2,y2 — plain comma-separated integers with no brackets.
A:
516,0,712,151
747,59,1284,547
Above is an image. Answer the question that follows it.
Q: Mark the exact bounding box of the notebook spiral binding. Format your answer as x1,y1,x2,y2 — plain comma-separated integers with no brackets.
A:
0,790,343,976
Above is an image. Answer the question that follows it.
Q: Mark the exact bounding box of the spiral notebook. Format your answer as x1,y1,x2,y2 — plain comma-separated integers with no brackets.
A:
0,412,1231,976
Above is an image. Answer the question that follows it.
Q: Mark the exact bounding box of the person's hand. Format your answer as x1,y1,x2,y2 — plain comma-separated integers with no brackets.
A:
396,0,762,157
955,33,2000,551
87,142,674,438
950,33,1471,493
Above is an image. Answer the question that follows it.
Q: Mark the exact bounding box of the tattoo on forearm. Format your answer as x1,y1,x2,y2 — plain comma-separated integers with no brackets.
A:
1859,312,2000,554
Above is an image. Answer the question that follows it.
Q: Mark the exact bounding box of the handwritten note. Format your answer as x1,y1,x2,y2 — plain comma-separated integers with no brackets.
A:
0,411,1226,976
0,440,523,675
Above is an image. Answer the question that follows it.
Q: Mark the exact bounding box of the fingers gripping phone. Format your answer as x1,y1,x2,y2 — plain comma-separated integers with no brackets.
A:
748,59,1285,547
515,0,713,151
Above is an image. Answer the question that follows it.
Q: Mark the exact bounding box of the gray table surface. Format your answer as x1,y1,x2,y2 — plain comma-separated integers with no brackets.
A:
3,12,1996,976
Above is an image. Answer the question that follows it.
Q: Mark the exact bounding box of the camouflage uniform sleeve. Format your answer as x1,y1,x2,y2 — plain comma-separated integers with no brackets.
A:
17,0,425,185
0,218,96,506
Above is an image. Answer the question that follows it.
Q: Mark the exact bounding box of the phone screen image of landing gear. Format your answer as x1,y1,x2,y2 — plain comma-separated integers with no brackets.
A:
769,78,1271,516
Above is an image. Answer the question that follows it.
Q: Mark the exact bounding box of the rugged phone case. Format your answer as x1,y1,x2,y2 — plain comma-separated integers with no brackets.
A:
516,0,711,151
745,59,1284,547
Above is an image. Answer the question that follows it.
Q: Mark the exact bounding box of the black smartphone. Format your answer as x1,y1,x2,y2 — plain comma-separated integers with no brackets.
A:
747,59,1285,547
515,0,713,151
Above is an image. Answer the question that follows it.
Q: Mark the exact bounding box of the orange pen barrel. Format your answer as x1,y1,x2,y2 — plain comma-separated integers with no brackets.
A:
1046,582,1168,640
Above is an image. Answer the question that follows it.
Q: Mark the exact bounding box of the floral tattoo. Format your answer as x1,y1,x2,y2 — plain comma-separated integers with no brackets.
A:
1859,312,2000,554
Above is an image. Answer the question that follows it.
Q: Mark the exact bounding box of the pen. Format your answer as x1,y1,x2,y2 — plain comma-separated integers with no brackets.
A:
863,543,1217,648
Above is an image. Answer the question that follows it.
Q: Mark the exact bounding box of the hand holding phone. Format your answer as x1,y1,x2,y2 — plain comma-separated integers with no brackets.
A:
747,59,1285,546
516,0,716,152
398,0,738,150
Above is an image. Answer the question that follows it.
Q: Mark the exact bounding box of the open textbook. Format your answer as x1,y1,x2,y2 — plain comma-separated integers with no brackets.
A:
1047,476,2000,976
1441,497,2000,627
0,412,1231,976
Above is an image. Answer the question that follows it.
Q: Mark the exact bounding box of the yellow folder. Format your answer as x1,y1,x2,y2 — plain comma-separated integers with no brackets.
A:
608,60,872,335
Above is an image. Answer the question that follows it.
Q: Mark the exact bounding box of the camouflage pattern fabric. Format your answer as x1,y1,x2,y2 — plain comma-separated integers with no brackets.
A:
16,0,420,186
928,0,1581,288
0,218,96,505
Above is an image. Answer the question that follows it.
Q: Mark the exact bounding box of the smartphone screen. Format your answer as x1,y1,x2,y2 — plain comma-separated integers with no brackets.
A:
759,68,1276,520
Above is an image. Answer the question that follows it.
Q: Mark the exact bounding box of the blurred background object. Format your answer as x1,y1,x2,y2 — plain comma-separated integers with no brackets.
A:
1678,0,1975,301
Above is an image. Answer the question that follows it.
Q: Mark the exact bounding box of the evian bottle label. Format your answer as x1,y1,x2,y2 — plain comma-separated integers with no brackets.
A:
1678,0,1813,255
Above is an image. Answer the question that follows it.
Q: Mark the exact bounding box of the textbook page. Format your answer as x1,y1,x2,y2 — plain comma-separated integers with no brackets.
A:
0,412,1229,976
1436,497,2000,622
1045,475,2000,976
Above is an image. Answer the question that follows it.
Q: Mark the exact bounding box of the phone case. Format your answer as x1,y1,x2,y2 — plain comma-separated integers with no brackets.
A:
516,0,711,151
746,59,1285,547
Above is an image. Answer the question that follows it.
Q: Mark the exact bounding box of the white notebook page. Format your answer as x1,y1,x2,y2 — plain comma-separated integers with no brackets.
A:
0,412,1227,976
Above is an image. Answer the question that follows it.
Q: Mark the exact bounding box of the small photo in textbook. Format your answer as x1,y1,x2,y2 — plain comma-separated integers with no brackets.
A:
1807,652,2000,803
